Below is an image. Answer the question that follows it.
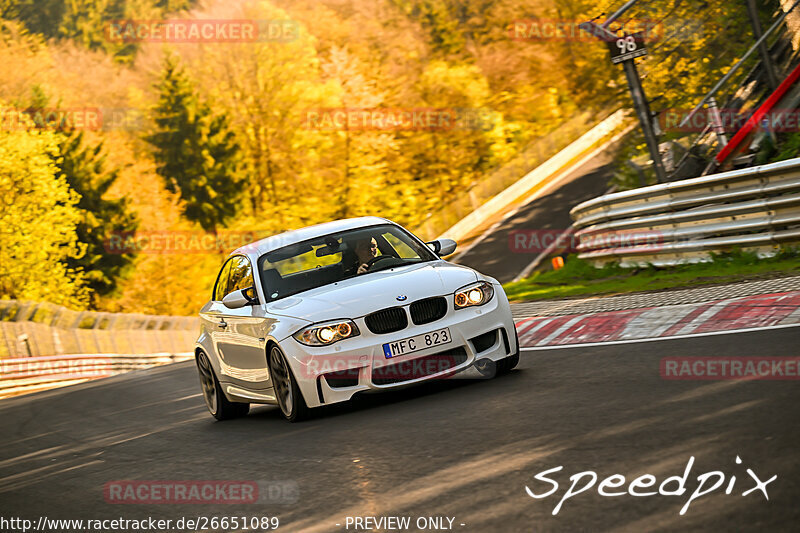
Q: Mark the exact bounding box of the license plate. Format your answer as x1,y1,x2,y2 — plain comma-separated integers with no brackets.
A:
382,328,452,358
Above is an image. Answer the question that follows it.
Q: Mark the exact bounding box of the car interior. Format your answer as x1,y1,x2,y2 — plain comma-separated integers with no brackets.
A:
258,230,412,302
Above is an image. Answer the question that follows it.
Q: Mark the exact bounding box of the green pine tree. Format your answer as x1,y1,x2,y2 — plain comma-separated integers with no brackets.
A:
146,54,243,233
56,130,139,299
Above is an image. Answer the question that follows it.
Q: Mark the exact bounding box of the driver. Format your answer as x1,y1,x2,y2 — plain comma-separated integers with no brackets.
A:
353,237,378,275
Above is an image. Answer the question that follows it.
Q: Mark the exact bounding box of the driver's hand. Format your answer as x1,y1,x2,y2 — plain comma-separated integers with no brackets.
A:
357,263,369,274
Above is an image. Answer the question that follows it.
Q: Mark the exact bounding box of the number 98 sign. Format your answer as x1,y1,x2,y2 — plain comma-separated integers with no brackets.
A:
607,31,648,64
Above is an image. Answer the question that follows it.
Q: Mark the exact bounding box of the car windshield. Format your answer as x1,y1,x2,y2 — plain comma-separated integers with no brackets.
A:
257,224,437,302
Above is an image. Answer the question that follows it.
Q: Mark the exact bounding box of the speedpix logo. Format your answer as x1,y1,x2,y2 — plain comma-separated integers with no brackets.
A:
525,456,776,515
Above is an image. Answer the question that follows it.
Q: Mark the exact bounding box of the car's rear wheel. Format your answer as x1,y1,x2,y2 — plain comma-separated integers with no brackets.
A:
268,345,309,422
196,351,250,420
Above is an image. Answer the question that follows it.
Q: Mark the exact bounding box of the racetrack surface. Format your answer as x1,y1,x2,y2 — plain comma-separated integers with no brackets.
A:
1,327,798,532
454,148,616,284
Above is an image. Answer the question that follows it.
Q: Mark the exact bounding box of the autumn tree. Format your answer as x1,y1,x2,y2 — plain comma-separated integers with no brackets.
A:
5,0,197,61
55,130,139,300
189,0,326,231
147,54,243,233
391,0,466,56
399,61,523,215
0,108,87,307
320,45,405,219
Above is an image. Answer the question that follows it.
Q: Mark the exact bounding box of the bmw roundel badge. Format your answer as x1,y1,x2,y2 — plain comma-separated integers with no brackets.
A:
396,295,407,301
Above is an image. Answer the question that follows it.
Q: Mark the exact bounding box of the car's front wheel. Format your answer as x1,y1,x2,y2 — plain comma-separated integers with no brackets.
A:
196,351,250,420
268,345,309,422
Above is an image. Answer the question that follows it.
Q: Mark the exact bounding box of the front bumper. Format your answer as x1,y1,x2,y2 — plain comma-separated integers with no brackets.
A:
280,288,517,408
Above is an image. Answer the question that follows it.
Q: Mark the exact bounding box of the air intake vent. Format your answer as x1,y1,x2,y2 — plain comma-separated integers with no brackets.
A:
372,347,468,385
469,329,498,353
324,368,360,388
365,307,408,334
409,296,447,325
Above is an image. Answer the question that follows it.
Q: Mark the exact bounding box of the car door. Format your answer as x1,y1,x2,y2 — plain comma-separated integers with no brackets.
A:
203,258,234,365
215,255,273,390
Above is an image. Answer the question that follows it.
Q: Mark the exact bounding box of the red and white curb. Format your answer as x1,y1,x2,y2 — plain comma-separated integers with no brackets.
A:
513,291,800,349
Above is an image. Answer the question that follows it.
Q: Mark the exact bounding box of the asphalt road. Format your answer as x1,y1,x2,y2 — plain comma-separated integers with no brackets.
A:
1,327,798,532
455,149,617,283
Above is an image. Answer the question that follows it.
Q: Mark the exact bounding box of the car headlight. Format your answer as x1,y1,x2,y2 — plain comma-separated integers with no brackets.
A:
454,281,494,309
293,319,360,346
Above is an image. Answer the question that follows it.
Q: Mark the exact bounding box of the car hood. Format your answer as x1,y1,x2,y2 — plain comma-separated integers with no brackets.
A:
265,261,479,322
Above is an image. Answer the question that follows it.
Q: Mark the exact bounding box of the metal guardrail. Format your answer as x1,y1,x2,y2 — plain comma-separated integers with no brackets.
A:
0,300,197,329
0,300,198,358
0,352,193,399
570,157,800,265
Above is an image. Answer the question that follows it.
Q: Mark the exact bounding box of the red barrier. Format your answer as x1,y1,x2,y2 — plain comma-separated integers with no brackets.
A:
715,62,800,164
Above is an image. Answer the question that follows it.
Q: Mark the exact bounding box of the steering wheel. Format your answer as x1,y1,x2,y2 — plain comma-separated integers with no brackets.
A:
365,255,396,270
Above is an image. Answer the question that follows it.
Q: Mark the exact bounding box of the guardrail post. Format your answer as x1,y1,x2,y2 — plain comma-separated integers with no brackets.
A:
707,97,729,148
468,190,479,211
18,334,32,357
107,315,120,353
70,311,84,329
626,160,647,187
52,329,64,355
74,326,84,354
12,302,33,322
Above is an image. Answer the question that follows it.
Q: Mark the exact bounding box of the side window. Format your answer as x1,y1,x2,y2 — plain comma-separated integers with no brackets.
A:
228,256,254,293
213,259,234,301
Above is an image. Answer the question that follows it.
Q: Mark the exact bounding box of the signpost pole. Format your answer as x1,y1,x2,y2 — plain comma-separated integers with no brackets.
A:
602,0,640,28
621,59,667,183
747,0,780,90
580,21,667,183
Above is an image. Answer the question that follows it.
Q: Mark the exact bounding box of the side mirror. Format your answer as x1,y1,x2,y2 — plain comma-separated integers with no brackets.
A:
426,238,457,257
222,287,259,309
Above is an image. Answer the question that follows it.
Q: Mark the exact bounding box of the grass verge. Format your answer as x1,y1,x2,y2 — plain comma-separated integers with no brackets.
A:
502,248,800,302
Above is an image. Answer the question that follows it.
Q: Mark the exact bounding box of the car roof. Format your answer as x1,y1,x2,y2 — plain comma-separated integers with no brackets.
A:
231,216,396,258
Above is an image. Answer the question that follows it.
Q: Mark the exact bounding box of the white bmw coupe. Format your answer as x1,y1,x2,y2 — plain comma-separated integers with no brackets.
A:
195,217,519,422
